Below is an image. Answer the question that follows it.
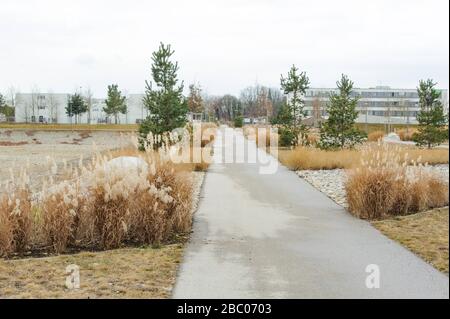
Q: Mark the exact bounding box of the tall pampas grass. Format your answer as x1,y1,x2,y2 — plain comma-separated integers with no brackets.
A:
0,131,197,256
345,143,449,220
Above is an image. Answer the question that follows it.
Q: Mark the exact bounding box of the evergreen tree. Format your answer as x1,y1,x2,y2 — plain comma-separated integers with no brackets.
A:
139,43,188,148
0,93,14,118
319,74,365,149
66,93,87,124
280,65,310,146
413,79,448,148
187,83,204,113
0,93,5,109
104,84,127,124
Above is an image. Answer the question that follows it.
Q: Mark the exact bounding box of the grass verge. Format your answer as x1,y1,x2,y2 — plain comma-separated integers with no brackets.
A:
372,207,449,273
0,245,183,298
278,144,449,171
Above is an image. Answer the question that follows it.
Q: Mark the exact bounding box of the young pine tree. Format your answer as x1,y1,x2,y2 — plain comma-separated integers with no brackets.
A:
104,84,127,124
0,93,5,109
280,65,310,146
413,79,448,149
319,74,365,149
139,43,188,148
66,93,87,124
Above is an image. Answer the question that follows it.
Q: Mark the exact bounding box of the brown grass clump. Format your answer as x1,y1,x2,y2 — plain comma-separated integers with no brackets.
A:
278,147,358,170
278,142,449,171
90,187,129,250
307,133,319,146
0,130,197,256
367,130,385,142
40,193,78,253
346,168,396,219
426,178,449,209
128,163,192,245
345,144,449,220
39,181,88,253
84,152,193,249
0,190,33,256
396,128,417,141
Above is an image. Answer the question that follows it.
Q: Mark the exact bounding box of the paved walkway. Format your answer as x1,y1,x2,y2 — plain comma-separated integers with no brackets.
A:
173,127,449,299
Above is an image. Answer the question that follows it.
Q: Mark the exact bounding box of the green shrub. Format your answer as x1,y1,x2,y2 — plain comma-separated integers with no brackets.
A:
279,127,296,147
233,116,244,128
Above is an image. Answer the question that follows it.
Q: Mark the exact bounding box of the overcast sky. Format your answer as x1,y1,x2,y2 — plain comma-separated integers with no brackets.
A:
1,0,448,97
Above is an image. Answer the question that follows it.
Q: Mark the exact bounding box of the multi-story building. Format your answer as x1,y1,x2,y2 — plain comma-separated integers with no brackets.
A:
14,93,149,124
303,86,448,125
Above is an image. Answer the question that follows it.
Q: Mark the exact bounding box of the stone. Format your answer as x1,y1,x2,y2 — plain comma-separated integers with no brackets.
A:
383,132,401,142
104,156,148,173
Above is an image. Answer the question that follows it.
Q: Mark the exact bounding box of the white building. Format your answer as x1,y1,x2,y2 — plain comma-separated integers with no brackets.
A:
14,93,149,124
302,86,448,125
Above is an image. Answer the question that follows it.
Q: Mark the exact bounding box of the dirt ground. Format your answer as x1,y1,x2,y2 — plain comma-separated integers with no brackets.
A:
0,129,135,193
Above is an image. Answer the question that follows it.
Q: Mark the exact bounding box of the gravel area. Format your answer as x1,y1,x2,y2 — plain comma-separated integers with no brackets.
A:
296,169,348,207
297,164,449,208
0,130,134,193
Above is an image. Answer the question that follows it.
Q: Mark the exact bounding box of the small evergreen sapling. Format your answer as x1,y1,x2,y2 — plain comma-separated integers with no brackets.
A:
103,84,127,124
139,43,188,149
319,74,366,149
413,79,448,149
280,65,310,146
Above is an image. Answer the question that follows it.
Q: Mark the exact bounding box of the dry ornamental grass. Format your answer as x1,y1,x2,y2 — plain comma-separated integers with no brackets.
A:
367,130,385,142
0,125,218,257
278,143,449,171
345,143,449,220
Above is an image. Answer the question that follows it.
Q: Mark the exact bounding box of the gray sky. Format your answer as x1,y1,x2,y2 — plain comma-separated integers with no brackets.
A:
1,0,448,97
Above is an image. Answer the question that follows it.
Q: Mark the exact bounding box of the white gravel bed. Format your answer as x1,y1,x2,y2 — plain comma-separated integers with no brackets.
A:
296,169,348,207
296,164,449,208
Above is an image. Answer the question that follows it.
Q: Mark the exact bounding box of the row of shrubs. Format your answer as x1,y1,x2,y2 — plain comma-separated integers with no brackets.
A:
345,144,449,219
0,150,193,257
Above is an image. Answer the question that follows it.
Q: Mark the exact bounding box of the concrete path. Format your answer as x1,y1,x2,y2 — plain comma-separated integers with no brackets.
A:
173,127,449,299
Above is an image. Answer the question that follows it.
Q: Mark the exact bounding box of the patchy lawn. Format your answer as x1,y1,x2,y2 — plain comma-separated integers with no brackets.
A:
372,207,449,273
0,244,184,298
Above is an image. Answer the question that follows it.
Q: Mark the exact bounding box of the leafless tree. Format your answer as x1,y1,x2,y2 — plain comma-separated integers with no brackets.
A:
312,98,323,128
29,85,39,122
84,87,93,124
47,91,59,123
7,86,17,107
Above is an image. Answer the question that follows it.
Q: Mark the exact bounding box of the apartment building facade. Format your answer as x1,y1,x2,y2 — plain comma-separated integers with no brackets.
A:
14,93,149,124
303,86,448,125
